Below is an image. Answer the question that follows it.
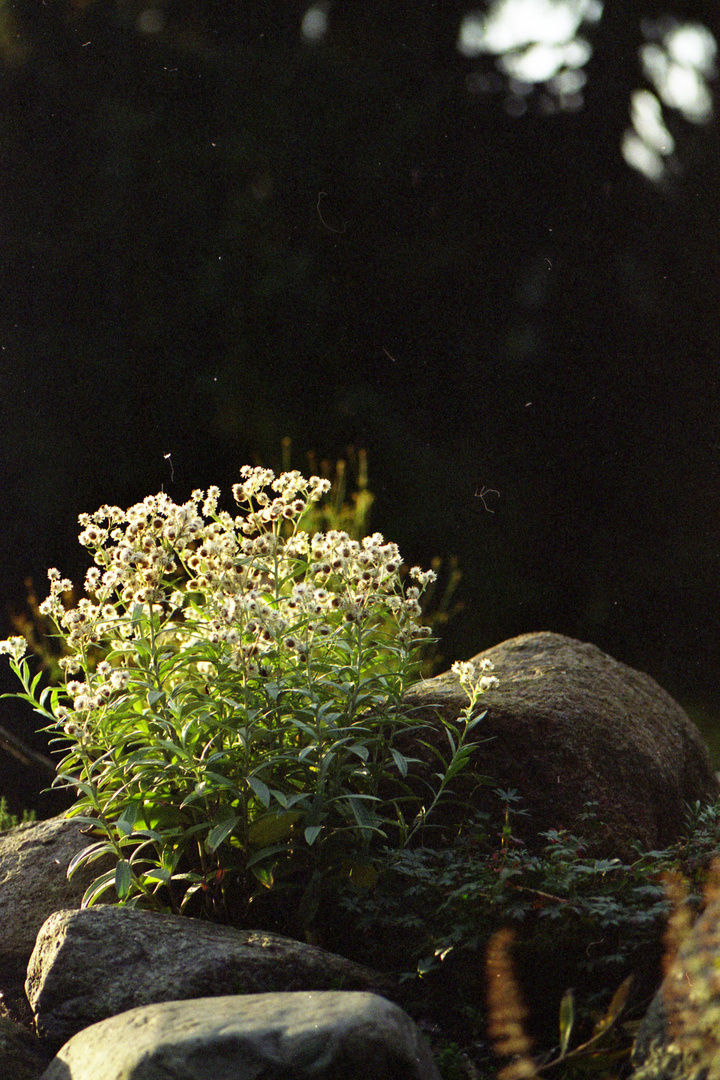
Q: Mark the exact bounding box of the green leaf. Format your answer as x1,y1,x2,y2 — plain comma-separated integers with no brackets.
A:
128,826,164,844
199,771,242,796
115,859,133,900
141,867,171,884
389,748,410,776
81,869,120,908
544,976,634,1071
442,746,476,783
67,841,117,878
247,776,271,807
63,780,101,804
179,788,206,809
62,810,108,830
417,956,437,977
304,824,322,845
178,882,206,912
443,728,458,755
588,975,633,1041
206,816,240,852
131,639,152,662
464,710,488,733
269,791,308,812
559,988,574,1059
116,804,140,837
248,811,303,848
152,739,191,760
346,795,375,832
250,864,274,890
593,858,622,873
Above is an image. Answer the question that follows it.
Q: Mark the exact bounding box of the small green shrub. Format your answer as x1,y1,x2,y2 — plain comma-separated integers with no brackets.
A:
0,467,492,931
0,795,36,832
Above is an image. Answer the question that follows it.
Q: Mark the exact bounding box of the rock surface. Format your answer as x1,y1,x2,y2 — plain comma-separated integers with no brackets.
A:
0,815,110,1016
402,632,719,856
0,1015,52,1080
27,906,399,1051
38,992,441,1080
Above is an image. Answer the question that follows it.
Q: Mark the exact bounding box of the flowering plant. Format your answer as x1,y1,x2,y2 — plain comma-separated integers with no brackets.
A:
0,467,489,926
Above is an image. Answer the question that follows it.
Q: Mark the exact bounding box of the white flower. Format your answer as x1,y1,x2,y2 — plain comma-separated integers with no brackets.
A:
452,658,499,702
451,660,476,685
84,567,102,592
0,637,27,662
78,526,104,547
271,470,304,496
58,656,83,675
409,567,437,587
202,487,221,516
308,476,331,497
110,670,130,691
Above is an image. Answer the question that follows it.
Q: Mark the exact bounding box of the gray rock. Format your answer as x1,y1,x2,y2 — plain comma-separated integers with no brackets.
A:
26,906,399,1050
631,889,720,1080
0,1015,52,1080
401,632,718,857
0,815,111,1014
38,992,440,1080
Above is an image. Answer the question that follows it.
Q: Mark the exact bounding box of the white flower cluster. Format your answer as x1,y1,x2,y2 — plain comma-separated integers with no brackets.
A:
180,524,434,675
18,467,436,703
0,636,28,662
451,657,499,697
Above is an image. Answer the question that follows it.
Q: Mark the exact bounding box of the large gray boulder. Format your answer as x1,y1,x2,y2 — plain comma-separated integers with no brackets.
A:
26,906,399,1051
0,815,110,1015
402,632,718,856
38,992,441,1080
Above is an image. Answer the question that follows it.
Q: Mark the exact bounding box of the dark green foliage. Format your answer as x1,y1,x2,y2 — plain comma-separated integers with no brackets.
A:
320,793,720,1063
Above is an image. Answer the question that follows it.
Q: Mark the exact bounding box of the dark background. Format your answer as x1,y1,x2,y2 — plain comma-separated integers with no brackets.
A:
1,0,719,815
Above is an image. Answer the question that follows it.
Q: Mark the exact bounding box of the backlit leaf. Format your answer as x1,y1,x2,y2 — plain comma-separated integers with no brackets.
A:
559,988,574,1058
206,816,240,852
